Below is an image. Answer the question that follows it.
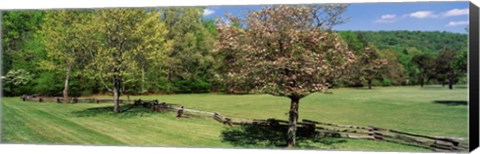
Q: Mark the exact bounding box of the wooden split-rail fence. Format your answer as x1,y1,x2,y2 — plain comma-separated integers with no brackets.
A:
20,95,468,152
140,100,468,152
210,115,468,152
131,99,468,152
301,119,468,152
20,95,130,104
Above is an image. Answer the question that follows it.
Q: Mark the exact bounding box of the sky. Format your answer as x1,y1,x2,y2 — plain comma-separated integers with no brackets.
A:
202,2,469,34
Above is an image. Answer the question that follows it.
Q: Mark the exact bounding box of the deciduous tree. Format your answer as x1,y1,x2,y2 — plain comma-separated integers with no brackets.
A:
411,53,434,87
84,9,172,112
434,48,466,89
379,49,405,85
358,44,387,89
159,8,216,93
215,5,354,147
40,10,92,103
1,11,44,75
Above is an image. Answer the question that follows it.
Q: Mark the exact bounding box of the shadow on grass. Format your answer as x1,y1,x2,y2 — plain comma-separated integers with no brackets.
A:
220,124,347,149
421,85,468,89
350,87,374,90
71,104,161,118
433,100,467,106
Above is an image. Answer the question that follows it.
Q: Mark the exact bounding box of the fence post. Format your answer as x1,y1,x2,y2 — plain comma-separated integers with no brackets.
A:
176,106,184,118
72,97,78,103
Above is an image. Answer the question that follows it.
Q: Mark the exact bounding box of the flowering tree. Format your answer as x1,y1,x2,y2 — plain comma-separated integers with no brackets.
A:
215,5,355,147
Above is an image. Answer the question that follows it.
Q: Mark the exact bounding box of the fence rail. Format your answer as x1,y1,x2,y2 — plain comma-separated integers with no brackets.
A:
302,119,467,152
20,95,134,104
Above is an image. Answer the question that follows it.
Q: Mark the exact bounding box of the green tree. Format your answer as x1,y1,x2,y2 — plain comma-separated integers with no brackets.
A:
401,48,422,85
339,32,372,87
215,5,354,148
358,44,387,89
84,8,172,112
379,49,405,85
411,53,435,87
1,11,44,75
39,10,92,103
434,48,466,89
339,31,367,52
159,8,215,93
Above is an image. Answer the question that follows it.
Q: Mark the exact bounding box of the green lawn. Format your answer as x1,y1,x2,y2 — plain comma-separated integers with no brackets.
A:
1,86,468,152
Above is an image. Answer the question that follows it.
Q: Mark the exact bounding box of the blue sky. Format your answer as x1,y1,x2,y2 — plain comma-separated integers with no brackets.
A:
202,2,469,34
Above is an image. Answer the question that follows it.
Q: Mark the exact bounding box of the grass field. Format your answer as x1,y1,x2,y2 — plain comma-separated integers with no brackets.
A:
1,86,468,152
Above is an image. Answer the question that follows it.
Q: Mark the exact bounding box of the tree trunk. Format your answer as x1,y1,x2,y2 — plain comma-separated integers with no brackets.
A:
287,96,300,148
141,66,145,93
367,79,372,89
113,77,121,113
448,78,453,90
63,65,72,103
420,78,424,87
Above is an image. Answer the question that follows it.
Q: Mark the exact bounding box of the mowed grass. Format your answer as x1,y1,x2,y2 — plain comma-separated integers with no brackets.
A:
1,86,468,152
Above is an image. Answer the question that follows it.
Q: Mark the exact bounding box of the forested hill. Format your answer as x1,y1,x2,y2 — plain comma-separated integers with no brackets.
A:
338,31,468,53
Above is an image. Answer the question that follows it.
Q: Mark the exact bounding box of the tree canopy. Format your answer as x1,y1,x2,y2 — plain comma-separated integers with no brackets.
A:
1,8,468,97
84,9,172,112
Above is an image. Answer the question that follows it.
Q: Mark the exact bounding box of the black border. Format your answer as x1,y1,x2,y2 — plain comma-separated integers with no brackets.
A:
469,1,479,152
0,11,3,143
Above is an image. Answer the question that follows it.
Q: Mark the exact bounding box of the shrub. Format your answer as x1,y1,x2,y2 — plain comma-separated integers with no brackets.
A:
382,78,393,86
2,69,33,96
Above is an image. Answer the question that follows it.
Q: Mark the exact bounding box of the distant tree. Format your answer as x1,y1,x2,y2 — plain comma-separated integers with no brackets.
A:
411,53,435,87
159,8,216,93
215,5,354,148
400,48,422,85
379,49,405,85
340,32,379,88
356,31,467,53
340,31,366,52
355,32,369,46
84,9,172,112
434,48,467,89
1,11,44,75
358,44,387,89
455,49,468,74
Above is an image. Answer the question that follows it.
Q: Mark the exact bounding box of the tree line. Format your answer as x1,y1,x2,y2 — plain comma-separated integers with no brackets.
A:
1,7,468,98
338,30,468,89
2,8,217,99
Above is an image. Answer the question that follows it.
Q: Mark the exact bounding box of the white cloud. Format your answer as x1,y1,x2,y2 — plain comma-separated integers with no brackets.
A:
407,8,468,19
203,8,215,16
442,8,469,17
375,8,469,24
446,20,468,27
380,14,396,20
375,14,397,23
375,19,396,23
409,11,438,18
